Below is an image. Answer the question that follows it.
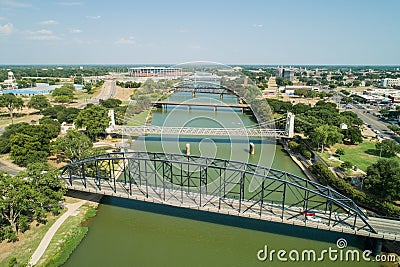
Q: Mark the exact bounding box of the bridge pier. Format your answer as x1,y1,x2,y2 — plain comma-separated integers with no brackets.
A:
249,142,255,155
370,238,383,256
214,107,217,112
192,91,196,97
220,93,223,100
186,143,191,156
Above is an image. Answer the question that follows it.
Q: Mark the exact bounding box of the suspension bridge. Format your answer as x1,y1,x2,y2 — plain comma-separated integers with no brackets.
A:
60,152,400,246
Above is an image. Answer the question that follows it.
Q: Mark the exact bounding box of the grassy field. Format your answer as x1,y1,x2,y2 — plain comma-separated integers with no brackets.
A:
126,109,153,126
318,141,400,171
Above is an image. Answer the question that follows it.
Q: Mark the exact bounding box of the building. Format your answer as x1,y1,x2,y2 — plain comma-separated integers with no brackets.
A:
128,67,182,77
276,66,294,81
381,78,400,87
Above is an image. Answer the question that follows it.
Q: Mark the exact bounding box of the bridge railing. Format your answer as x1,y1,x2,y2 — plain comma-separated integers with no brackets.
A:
61,152,376,234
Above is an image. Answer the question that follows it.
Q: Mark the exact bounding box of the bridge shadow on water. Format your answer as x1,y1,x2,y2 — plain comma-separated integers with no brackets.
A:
98,195,368,250
140,136,276,145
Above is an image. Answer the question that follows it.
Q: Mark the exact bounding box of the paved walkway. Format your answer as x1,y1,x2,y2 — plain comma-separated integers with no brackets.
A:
28,200,86,266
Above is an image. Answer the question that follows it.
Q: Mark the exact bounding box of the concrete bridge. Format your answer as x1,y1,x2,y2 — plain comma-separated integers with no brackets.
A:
60,152,400,245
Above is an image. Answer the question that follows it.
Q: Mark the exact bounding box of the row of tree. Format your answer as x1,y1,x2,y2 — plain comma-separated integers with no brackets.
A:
0,164,66,242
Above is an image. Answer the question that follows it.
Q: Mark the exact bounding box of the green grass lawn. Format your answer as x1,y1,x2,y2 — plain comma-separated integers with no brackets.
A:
318,141,400,172
36,205,96,267
126,109,153,126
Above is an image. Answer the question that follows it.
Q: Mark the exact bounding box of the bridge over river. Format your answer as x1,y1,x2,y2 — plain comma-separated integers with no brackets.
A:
60,152,400,244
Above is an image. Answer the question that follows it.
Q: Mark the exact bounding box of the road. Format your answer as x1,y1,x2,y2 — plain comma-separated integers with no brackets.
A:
0,158,24,175
348,103,400,143
77,79,116,108
94,80,116,101
331,90,400,143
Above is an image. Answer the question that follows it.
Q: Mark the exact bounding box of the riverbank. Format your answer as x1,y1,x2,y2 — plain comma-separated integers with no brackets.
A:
0,192,101,267
280,140,319,182
33,192,102,266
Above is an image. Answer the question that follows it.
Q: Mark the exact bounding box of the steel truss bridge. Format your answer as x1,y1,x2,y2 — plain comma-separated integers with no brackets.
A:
110,113,295,138
60,152,400,241
173,81,231,96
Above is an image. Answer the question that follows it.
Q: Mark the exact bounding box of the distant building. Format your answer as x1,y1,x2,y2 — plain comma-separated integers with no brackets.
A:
128,67,182,77
339,123,348,130
276,66,294,81
283,85,319,91
381,78,400,87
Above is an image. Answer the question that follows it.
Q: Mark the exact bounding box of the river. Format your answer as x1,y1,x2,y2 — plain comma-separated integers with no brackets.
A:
64,92,379,267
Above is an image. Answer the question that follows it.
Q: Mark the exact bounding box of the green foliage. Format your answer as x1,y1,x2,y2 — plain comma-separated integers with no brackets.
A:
0,94,24,123
75,105,109,140
117,81,141,88
341,161,352,170
276,77,293,86
388,125,400,135
0,119,60,165
8,257,18,267
99,98,122,108
52,130,93,162
42,106,80,123
336,147,345,156
310,162,400,217
309,124,343,152
342,126,363,145
288,141,300,151
52,84,75,103
375,139,400,157
0,166,64,239
365,159,400,201
27,95,51,112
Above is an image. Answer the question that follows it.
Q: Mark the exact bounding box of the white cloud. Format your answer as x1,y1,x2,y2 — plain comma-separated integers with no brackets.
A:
57,1,83,6
190,44,201,49
25,29,62,41
86,15,101,20
115,36,136,45
0,0,32,8
70,28,82,33
39,19,58,25
28,35,62,41
252,24,263,28
0,22,13,35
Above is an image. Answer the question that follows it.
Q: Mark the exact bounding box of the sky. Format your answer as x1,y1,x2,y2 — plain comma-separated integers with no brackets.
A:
0,0,400,65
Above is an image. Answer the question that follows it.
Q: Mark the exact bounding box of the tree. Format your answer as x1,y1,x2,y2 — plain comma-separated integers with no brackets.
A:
0,173,34,234
0,94,24,124
365,159,400,201
310,125,343,152
27,95,51,113
375,139,400,157
343,126,363,144
341,161,352,170
336,147,345,156
99,98,122,108
0,164,65,238
9,133,48,166
52,84,75,103
52,130,93,162
75,105,109,140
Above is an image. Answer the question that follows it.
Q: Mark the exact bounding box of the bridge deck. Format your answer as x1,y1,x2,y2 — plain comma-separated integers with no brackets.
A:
152,101,250,109
64,177,400,241
112,125,287,136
